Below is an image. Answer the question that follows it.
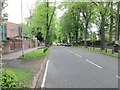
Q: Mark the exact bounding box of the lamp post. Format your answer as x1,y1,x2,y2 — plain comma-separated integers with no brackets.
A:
21,0,24,57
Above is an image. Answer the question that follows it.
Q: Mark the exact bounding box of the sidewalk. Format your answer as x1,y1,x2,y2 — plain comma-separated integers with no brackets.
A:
2,46,47,88
2,47,38,60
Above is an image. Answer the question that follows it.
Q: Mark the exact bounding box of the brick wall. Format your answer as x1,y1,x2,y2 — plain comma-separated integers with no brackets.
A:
5,22,20,38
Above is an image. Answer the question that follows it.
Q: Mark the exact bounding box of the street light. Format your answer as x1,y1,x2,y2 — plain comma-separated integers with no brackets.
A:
21,0,24,57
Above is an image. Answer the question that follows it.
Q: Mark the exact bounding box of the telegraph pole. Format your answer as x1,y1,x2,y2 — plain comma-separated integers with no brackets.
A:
21,0,24,57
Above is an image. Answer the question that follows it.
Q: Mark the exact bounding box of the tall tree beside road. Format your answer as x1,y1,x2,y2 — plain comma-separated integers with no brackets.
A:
59,2,119,48
80,3,95,48
24,1,119,48
24,1,56,46
59,2,95,46
45,1,56,46
109,2,113,43
96,2,110,50
115,2,120,41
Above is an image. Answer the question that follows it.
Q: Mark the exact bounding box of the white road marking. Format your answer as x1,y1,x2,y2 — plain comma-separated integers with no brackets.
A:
85,59,102,69
41,60,49,88
75,53,82,58
116,76,120,79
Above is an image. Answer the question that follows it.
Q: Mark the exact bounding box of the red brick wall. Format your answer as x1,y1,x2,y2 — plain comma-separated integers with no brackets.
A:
2,41,10,54
24,38,29,49
3,40,22,54
5,22,19,38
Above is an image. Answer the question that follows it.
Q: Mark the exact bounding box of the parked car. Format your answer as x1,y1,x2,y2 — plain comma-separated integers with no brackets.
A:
57,43,61,46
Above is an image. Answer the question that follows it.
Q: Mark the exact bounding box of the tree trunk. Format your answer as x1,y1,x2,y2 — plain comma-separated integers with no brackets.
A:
45,1,49,47
115,2,120,41
80,30,83,40
100,14,105,50
45,1,56,47
84,21,88,48
75,30,78,45
109,2,113,43
68,33,71,45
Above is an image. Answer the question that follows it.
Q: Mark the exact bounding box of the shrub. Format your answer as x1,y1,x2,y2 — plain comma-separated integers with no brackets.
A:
93,40,100,46
107,41,115,45
0,69,18,88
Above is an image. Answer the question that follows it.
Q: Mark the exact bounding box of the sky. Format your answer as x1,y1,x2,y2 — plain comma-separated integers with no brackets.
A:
5,0,65,24
5,0,97,32
6,0,36,24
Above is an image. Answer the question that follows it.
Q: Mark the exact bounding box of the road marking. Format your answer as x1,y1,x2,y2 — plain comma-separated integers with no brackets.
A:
75,53,82,58
85,59,102,69
41,60,49,88
116,76,120,79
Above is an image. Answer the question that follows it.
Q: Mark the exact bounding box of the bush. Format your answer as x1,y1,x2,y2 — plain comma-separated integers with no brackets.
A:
107,41,115,45
79,40,100,46
0,69,18,88
93,40,100,46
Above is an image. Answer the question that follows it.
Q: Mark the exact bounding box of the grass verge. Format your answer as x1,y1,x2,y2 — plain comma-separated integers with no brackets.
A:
19,48,48,59
3,67,33,87
75,46,119,57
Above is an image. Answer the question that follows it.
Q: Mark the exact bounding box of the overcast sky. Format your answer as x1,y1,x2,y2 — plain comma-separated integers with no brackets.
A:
6,0,36,24
5,0,65,24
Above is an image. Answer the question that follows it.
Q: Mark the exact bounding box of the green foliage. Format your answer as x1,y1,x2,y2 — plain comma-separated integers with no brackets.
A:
24,1,119,47
59,2,95,44
58,2,119,48
1,67,33,88
24,2,57,45
19,48,48,59
0,69,18,88
5,67,33,88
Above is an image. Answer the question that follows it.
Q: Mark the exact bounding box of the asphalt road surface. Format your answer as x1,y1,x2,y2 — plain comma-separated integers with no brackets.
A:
44,46,118,88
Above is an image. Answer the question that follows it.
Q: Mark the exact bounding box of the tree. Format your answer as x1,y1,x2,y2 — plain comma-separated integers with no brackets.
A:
115,2,120,41
24,1,57,46
45,1,56,46
93,2,110,50
59,2,95,46
109,2,113,43
80,2,95,48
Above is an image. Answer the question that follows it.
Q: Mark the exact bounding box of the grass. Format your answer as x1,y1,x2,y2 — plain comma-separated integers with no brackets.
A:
75,46,119,57
3,67,33,87
19,48,48,59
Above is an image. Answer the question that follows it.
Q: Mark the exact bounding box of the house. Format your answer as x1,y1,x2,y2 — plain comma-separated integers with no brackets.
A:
0,21,38,54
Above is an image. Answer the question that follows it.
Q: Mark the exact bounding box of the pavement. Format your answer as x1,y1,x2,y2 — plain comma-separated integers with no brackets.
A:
44,46,119,88
2,47,38,60
2,46,47,88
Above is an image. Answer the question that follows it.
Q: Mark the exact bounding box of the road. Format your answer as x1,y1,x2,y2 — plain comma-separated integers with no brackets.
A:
44,46,118,88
